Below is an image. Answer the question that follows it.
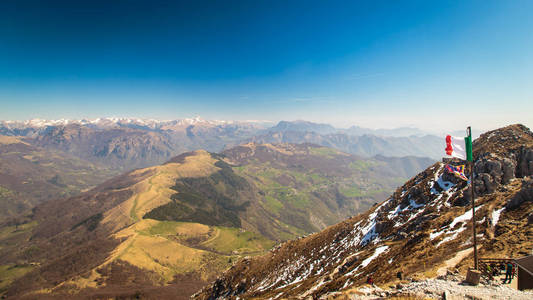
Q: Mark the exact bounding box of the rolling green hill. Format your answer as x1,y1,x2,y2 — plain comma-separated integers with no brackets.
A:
0,143,433,299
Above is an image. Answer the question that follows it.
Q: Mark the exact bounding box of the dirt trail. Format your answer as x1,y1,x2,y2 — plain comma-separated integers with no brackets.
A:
436,247,475,276
200,228,221,245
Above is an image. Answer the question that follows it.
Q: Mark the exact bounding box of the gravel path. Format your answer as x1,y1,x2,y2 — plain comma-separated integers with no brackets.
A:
436,247,474,276
346,277,533,300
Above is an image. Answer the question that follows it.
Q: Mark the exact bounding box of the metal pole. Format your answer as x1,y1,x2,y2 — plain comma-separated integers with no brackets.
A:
468,126,478,270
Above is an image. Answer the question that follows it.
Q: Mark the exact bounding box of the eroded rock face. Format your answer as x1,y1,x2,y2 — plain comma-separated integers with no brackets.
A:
470,125,533,197
475,156,512,194
506,178,533,210
517,148,533,178
473,150,533,196
502,158,516,183
475,173,498,195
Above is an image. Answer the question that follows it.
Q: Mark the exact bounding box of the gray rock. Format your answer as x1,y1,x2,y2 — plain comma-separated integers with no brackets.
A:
453,192,470,207
375,220,391,234
517,148,533,177
476,173,498,194
486,160,503,181
506,179,533,209
395,231,408,240
502,158,516,184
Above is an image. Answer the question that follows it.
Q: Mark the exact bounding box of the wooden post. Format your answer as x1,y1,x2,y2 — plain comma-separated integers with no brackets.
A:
468,126,478,270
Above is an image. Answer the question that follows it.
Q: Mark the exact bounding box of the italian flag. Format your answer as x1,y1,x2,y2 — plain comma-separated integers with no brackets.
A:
445,134,473,161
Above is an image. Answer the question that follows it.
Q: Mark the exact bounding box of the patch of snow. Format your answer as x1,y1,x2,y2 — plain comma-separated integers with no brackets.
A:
255,255,308,292
342,280,352,289
432,204,484,247
301,278,326,298
388,205,402,219
436,227,467,247
437,176,455,190
435,193,445,201
430,229,445,240
409,199,424,209
449,204,483,228
405,209,425,223
360,246,389,268
360,222,378,246
357,199,393,246
491,207,505,226
433,163,444,181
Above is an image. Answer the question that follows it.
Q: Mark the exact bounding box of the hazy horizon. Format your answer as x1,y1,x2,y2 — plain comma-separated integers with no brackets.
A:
1,115,526,137
1,1,532,132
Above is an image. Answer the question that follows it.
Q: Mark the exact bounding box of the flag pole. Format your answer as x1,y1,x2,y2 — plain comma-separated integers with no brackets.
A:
468,126,478,270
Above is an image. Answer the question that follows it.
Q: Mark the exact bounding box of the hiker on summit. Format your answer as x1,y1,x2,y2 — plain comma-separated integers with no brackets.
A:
504,262,513,284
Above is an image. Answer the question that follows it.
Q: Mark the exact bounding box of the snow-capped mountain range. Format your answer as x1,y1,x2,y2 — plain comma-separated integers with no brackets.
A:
0,116,269,130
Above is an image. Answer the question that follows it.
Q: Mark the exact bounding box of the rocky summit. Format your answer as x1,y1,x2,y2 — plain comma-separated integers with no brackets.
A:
194,124,533,299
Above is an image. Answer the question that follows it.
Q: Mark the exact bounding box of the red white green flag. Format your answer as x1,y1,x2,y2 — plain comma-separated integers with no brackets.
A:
445,134,473,161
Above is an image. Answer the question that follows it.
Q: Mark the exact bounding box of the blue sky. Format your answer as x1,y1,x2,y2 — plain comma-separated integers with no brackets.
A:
1,0,532,131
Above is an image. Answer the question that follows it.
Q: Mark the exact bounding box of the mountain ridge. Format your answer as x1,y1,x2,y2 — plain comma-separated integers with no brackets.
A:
1,119,443,173
193,124,533,299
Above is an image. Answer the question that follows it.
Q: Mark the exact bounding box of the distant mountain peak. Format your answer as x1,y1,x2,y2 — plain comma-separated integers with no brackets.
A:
269,120,338,135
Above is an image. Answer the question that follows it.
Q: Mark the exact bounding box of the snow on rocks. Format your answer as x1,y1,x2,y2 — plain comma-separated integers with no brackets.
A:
437,176,455,191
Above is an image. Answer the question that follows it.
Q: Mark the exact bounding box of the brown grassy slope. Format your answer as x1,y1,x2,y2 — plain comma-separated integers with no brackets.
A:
0,135,119,220
0,150,268,299
0,167,155,297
